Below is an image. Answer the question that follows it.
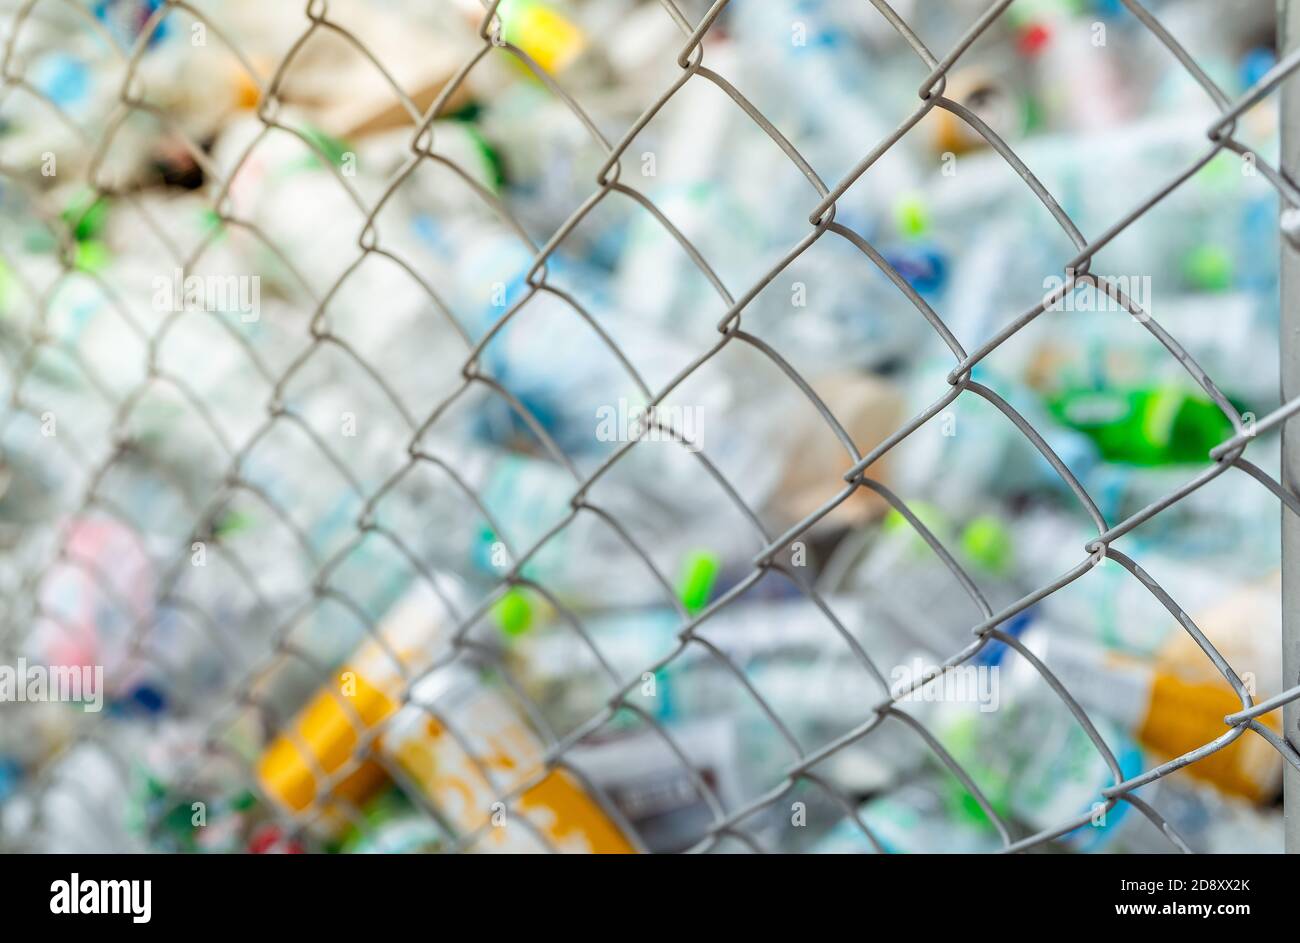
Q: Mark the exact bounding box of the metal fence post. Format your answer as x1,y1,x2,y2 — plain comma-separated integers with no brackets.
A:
1281,0,1300,856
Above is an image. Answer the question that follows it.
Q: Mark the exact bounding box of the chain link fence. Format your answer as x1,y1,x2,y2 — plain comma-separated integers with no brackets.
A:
1,0,1299,853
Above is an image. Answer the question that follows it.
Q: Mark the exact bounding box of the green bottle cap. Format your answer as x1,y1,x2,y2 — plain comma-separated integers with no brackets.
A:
62,191,108,242
494,587,534,637
214,508,254,538
894,193,929,240
1184,244,1232,292
960,515,1013,574
678,550,720,615
74,239,109,272
883,501,952,556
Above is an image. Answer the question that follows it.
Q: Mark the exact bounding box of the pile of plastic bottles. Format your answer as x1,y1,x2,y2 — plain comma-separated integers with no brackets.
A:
0,0,1289,853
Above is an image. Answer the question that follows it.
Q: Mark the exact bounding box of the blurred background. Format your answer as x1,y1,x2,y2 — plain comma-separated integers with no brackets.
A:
0,0,1291,853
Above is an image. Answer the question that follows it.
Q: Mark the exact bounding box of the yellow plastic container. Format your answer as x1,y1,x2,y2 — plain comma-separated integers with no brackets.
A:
256,580,635,852
384,668,635,853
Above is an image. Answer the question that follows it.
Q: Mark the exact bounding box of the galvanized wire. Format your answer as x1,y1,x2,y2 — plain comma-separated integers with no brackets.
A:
0,0,1298,854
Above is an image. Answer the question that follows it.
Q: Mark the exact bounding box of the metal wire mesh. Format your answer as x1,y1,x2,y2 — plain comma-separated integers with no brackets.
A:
1,0,1299,853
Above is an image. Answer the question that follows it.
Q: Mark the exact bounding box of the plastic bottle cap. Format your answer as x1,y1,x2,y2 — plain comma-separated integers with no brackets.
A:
494,588,534,637
499,0,587,76
1241,47,1277,91
893,194,929,240
127,682,167,715
960,516,1013,574
883,501,950,547
74,240,110,273
1016,22,1053,58
214,509,254,538
883,248,946,294
678,550,720,615
64,194,108,243
1184,244,1233,292
233,65,261,110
